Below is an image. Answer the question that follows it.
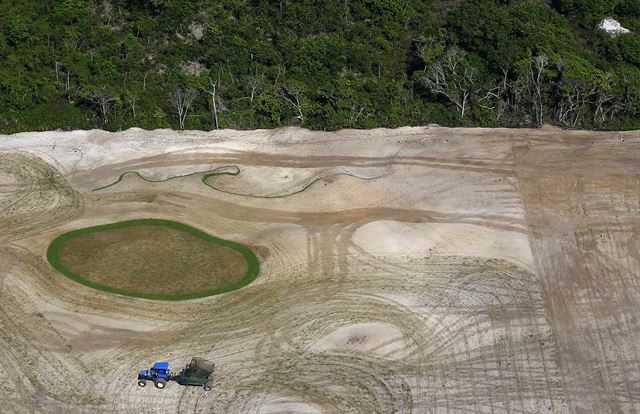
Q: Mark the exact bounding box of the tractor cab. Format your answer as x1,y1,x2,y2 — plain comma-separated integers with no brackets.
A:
149,362,170,378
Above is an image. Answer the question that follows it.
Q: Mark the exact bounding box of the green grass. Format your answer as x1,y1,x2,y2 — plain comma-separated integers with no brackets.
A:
46,218,260,301
91,166,240,191
94,165,368,198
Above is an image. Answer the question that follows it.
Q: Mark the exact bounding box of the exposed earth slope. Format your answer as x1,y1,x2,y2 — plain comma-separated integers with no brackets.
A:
1,126,638,413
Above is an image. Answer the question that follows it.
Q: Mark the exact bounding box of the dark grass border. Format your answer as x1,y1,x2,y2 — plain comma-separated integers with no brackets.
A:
46,218,260,301
92,166,240,191
93,165,373,199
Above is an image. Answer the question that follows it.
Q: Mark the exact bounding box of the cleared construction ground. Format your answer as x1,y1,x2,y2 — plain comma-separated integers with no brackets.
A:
0,126,638,413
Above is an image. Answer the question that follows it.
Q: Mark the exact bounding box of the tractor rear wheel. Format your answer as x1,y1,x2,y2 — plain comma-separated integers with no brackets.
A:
138,380,146,387
155,379,167,389
203,381,212,391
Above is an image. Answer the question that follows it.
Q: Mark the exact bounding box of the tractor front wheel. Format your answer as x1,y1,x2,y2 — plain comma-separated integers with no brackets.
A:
155,379,167,389
138,380,146,387
203,381,212,391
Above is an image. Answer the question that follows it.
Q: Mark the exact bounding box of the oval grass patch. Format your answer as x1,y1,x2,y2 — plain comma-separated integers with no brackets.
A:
47,219,259,300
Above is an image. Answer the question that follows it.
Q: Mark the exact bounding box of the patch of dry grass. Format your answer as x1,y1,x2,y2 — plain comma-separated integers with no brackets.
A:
54,222,251,297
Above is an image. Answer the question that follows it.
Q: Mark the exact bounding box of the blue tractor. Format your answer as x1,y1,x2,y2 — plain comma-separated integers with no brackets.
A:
137,361,171,389
137,358,215,391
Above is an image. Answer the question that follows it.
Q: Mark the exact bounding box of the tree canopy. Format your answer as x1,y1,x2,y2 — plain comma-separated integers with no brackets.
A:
1,0,639,133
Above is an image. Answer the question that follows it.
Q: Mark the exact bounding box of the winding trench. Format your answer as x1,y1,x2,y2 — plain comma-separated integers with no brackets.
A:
93,165,384,199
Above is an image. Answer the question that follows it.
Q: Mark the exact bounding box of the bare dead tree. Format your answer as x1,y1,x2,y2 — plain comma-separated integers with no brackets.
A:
247,69,264,102
126,94,137,119
143,71,150,90
423,47,476,118
88,90,115,124
201,78,228,130
201,78,219,130
273,64,286,93
479,69,511,123
65,70,71,96
552,58,604,128
281,84,304,122
530,55,549,126
169,88,198,130
216,96,228,113
348,104,366,127
555,78,598,128
620,72,637,124
593,73,622,127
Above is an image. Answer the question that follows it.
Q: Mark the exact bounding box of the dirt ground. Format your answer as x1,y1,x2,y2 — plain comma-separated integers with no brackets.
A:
0,126,638,413
55,224,248,296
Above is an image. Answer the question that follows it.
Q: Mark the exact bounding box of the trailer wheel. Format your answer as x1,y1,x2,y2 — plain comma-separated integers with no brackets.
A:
155,379,167,389
138,380,146,387
203,381,212,391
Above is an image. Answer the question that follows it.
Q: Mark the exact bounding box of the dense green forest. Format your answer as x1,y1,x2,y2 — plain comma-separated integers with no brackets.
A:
1,0,639,133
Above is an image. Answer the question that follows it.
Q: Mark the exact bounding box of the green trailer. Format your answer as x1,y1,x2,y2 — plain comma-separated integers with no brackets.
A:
171,357,215,390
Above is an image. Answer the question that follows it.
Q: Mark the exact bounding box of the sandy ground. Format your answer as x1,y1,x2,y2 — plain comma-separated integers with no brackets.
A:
0,126,638,413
